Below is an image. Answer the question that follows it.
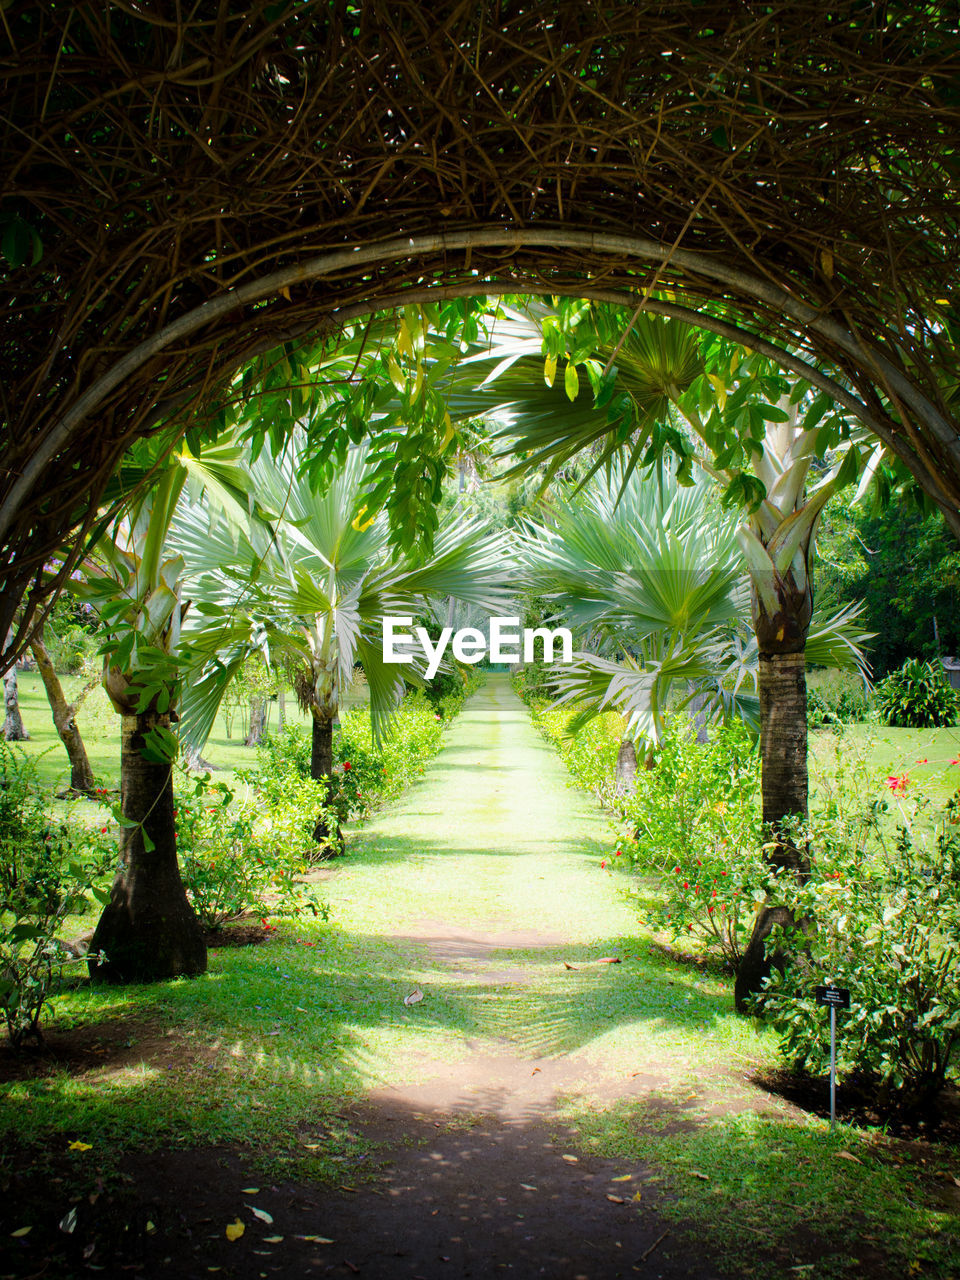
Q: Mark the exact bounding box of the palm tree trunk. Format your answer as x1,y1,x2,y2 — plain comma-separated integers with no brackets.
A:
30,633,95,792
310,713,343,854
734,587,811,1012
615,737,638,797
89,710,206,983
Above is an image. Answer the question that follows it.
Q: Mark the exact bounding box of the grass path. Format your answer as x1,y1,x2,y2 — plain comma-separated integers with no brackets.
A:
3,677,958,1279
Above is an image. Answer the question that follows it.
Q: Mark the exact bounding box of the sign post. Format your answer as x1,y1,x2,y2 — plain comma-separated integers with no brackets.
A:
815,985,851,1127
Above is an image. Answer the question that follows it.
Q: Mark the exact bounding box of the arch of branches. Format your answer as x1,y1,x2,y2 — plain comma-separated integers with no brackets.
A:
3,1,959,659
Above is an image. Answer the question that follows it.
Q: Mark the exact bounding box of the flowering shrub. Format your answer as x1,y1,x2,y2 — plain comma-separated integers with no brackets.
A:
761,788,960,1108
247,687,462,839
174,783,326,928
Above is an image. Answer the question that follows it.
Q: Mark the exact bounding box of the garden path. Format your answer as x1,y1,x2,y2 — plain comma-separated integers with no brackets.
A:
295,674,730,1279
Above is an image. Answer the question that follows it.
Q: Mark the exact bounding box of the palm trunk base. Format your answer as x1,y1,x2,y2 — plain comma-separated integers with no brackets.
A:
734,903,798,1012
89,881,207,983
89,711,206,983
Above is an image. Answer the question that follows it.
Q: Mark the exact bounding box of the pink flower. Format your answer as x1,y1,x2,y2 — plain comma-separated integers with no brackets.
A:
886,774,909,794
600,859,607,869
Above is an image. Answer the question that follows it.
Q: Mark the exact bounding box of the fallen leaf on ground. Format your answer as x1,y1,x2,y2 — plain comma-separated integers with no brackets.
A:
403,988,424,1006
241,1187,260,1194
225,1219,245,1241
606,1194,625,1203
530,1067,541,1075
68,1141,93,1152
296,1235,335,1244
561,1154,578,1164
10,1227,32,1238
598,956,622,964
247,1206,273,1224
520,1183,537,1191
562,961,578,970
632,1192,643,1202
295,1006,307,1013
264,1235,284,1243
59,1208,78,1234
835,1151,863,1165
690,1172,710,1180
611,1174,632,1182
145,1221,156,1233
338,1186,358,1194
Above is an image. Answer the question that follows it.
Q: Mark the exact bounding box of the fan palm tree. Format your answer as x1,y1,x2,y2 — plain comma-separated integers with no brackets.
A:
519,464,870,749
69,438,267,982
171,436,512,847
450,301,879,1005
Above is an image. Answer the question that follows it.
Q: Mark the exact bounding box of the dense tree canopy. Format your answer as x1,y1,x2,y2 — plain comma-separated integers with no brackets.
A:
2,1,960,665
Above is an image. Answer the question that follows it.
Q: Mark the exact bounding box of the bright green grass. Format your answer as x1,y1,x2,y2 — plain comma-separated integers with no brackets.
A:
3,676,958,1274
810,721,960,804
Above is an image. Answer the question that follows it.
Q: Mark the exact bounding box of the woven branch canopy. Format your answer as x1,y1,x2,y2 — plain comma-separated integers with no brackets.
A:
2,1,960,649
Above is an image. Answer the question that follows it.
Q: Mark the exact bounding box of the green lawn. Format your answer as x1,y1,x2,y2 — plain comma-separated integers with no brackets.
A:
2,676,958,1278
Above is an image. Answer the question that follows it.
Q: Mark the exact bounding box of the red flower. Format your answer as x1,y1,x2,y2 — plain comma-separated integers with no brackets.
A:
343,761,351,771
100,827,108,834
683,881,689,889
600,859,607,869
886,774,909,794
674,866,681,874
952,757,960,766
707,905,714,914
614,850,622,857
916,758,928,764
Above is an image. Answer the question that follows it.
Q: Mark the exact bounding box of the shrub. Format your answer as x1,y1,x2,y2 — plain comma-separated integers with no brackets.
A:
526,702,623,806
0,745,114,1045
873,658,960,728
761,785,960,1109
175,780,326,928
806,675,872,728
617,723,764,966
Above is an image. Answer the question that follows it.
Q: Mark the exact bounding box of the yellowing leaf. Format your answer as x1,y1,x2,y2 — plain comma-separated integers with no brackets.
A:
707,374,727,410
68,1141,93,1152
561,1154,578,1164
821,248,834,280
280,286,292,302
387,352,406,394
397,318,413,360
611,1174,632,1182
225,1219,245,1242
690,1171,710,1180
247,1206,273,1225
441,412,455,451
241,1187,260,1195
297,1235,335,1244
632,1191,643,1202
544,352,558,387
10,1227,32,1238
145,1221,156,1233
564,361,580,402
403,988,424,1007
835,1151,862,1165
606,1194,625,1203
264,1235,284,1244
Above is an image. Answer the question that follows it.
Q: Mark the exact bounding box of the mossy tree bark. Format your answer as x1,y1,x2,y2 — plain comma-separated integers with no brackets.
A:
734,579,812,1012
30,633,95,793
89,710,206,983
